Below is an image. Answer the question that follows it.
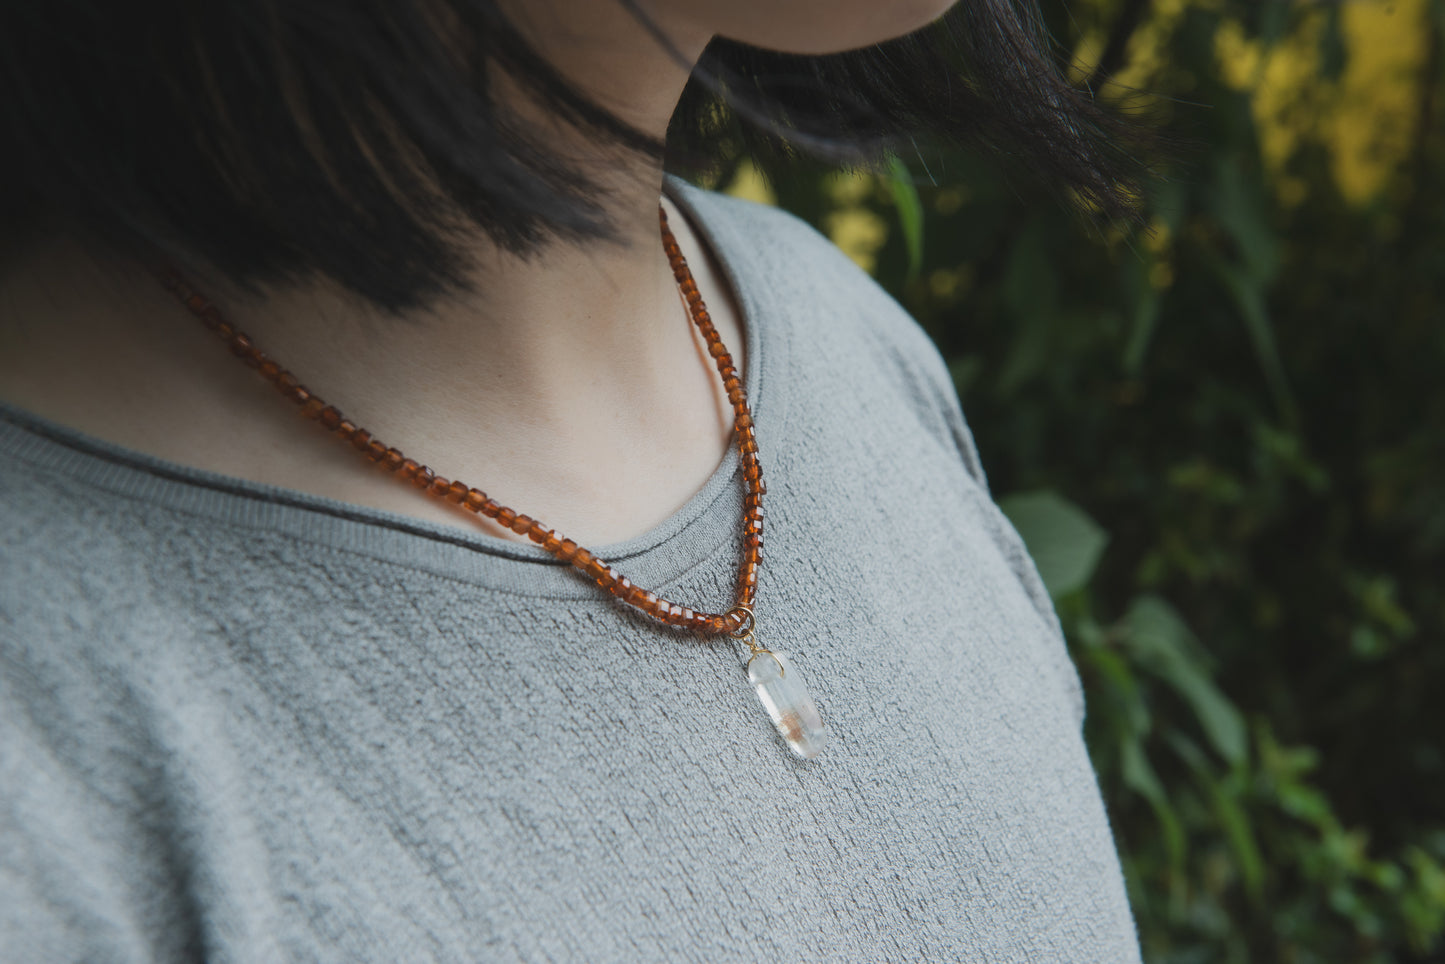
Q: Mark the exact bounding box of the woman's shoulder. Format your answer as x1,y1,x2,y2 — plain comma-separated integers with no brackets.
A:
669,177,948,363
667,176,887,308
668,176,988,489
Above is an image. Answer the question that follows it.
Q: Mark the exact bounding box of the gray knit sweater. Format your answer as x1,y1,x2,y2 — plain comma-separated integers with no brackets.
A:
0,182,1141,962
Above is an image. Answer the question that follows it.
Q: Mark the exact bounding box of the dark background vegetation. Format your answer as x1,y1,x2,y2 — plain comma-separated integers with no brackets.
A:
703,0,1445,959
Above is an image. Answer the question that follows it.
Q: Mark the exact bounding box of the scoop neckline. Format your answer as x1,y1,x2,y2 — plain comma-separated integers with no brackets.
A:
0,178,789,599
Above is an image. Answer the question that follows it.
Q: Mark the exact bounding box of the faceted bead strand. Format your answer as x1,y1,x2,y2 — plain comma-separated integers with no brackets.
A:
158,207,763,638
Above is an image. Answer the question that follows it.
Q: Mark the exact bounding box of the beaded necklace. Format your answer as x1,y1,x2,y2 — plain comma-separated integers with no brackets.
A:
158,206,828,759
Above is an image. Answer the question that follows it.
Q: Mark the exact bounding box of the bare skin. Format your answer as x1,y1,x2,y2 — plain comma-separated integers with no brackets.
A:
0,0,954,547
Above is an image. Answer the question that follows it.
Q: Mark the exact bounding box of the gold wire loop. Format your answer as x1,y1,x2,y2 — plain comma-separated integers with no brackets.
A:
725,606,755,639
735,631,766,656
727,606,772,669
745,650,786,679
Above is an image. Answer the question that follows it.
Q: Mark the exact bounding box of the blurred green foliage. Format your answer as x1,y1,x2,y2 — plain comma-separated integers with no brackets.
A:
712,0,1445,959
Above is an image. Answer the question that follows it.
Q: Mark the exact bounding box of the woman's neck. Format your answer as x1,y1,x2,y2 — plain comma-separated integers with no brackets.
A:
0,7,751,546
0,190,746,547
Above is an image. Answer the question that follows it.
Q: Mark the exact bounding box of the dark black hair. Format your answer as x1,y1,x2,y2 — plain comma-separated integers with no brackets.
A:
0,0,1136,310
671,5,1137,207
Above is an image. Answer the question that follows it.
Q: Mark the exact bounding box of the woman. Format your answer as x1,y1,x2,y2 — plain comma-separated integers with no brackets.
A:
0,0,1142,959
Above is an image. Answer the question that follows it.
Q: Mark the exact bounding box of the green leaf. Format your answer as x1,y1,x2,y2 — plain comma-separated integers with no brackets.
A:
1213,156,1278,283
1257,0,1292,47
1120,250,1161,377
1149,177,1189,234
1081,646,1151,737
1002,218,1058,319
1211,773,1267,901
1252,422,1330,492
1210,255,1298,426
998,490,1109,598
1121,736,1187,877
1168,733,1266,902
1317,1,1347,80
886,156,925,284
1121,595,1248,765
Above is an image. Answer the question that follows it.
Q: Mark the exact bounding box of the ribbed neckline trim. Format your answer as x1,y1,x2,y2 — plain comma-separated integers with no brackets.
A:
0,178,790,600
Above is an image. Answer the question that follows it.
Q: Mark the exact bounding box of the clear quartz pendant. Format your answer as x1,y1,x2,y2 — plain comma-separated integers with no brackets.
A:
725,607,828,759
745,651,829,759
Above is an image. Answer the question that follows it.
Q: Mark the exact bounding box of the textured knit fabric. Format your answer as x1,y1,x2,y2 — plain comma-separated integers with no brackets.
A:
0,181,1141,963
